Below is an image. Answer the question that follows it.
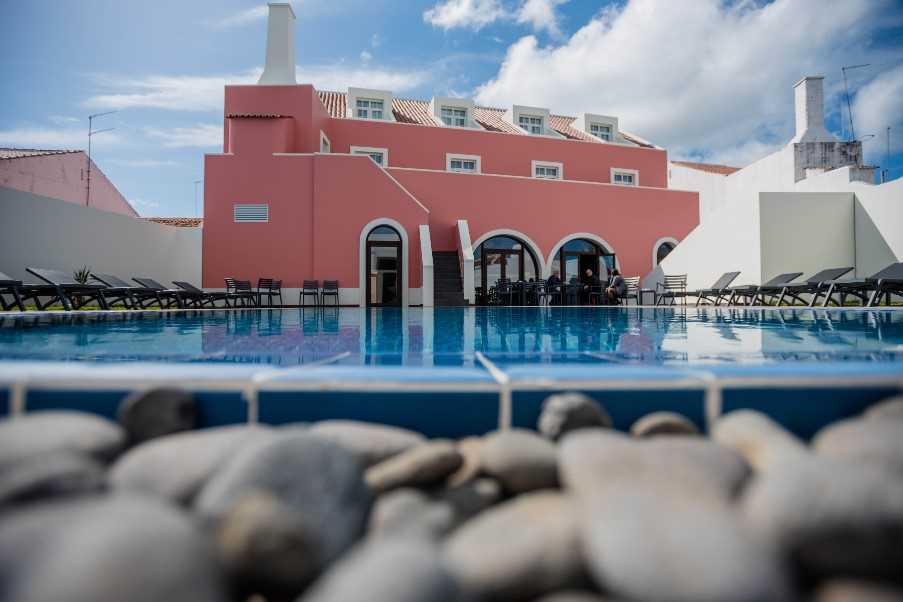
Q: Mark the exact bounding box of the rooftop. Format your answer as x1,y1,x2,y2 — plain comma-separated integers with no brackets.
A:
671,160,741,175
0,148,82,160
143,217,203,228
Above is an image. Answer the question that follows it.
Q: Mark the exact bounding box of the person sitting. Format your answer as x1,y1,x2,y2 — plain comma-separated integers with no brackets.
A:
605,268,627,305
581,268,600,304
546,270,562,305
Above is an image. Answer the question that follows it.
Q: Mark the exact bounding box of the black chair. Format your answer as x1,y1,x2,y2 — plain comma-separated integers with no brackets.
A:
693,272,741,306
26,267,110,311
321,280,339,306
301,280,320,306
93,273,178,309
223,278,257,307
0,271,26,311
587,284,605,305
173,281,231,308
257,278,283,307
821,262,903,307
133,277,187,309
495,279,513,306
727,272,803,306
655,274,688,306
767,267,853,306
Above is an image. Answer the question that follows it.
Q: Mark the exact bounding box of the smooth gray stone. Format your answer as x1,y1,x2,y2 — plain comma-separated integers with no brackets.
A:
109,425,272,504
814,579,903,602
365,439,463,494
447,436,484,486
711,410,808,472
195,431,372,591
0,451,105,507
743,456,903,580
814,418,903,474
630,411,700,438
864,396,903,421
481,429,559,494
532,592,613,602
445,491,585,600
0,494,226,602
299,538,458,602
538,393,612,441
308,420,426,467
117,387,197,444
0,411,126,467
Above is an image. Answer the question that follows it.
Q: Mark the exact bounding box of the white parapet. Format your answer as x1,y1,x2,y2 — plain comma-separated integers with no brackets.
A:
419,225,434,307
457,219,475,305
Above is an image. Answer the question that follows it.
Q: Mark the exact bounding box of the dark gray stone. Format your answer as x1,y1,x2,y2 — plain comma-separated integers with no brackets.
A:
365,439,463,494
711,409,807,472
445,491,585,600
308,420,426,467
743,456,903,580
299,538,458,602
0,411,126,467
630,411,700,438
0,494,226,602
117,387,197,444
109,425,272,504
481,429,559,494
814,579,903,602
814,417,903,474
538,393,611,441
864,396,903,421
0,451,105,507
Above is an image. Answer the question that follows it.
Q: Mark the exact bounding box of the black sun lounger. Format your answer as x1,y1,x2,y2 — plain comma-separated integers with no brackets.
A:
0,271,26,311
727,272,803,306
25,267,111,311
132,277,185,309
693,272,741,306
173,281,231,308
821,262,903,307
92,273,175,309
766,267,854,307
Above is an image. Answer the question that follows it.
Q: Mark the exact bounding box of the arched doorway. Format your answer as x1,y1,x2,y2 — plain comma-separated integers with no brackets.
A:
551,238,616,283
474,234,540,305
365,225,402,306
654,239,677,267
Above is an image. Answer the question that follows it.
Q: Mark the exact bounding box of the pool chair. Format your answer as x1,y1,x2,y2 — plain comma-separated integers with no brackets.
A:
726,272,803,306
133,277,187,309
655,274,688,306
300,280,320,306
93,274,177,309
25,267,111,311
321,280,340,306
692,272,741,306
621,276,641,305
257,278,283,307
0,271,26,311
820,262,903,307
765,267,854,307
173,281,232,308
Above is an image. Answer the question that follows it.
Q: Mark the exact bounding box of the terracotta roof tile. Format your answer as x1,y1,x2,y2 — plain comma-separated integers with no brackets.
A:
0,148,82,160
143,217,204,228
473,106,524,134
226,113,289,118
671,160,740,175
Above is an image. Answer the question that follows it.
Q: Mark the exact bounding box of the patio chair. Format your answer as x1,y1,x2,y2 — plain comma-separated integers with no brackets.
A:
655,274,688,306
133,277,188,309
223,278,257,307
321,280,340,306
173,281,231,308
820,262,903,307
26,267,110,311
301,280,320,306
587,284,605,305
0,271,25,311
93,273,178,309
257,278,283,307
693,272,741,306
726,272,803,306
768,267,854,307
621,276,641,305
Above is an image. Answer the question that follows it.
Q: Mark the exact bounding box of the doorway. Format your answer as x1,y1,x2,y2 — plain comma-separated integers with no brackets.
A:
365,225,402,307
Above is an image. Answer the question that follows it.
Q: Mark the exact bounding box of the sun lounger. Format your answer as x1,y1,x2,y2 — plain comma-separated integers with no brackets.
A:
0,271,26,311
821,262,903,307
766,267,854,306
92,274,174,309
692,272,741,306
727,272,803,306
133,277,186,309
25,267,111,311
173,281,231,308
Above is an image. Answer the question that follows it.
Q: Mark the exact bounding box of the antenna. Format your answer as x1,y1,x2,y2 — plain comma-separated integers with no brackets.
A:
86,111,118,207
841,64,870,142
885,126,891,183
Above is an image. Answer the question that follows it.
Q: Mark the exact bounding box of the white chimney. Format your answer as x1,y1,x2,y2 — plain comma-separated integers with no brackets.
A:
257,3,297,85
791,76,834,143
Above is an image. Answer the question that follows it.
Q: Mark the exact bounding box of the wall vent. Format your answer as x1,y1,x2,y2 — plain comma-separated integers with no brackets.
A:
234,204,269,223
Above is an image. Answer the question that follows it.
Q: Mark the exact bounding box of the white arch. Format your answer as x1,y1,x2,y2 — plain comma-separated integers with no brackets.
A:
471,228,546,278
652,236,680,268
544,232,619,278
359,217,409,307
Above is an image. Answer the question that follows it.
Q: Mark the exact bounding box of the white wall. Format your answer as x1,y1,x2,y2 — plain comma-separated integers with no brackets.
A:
668,164,727,221
0,187,201,285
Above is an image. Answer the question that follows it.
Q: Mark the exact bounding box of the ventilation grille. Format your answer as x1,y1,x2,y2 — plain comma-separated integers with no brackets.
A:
233,204,269,223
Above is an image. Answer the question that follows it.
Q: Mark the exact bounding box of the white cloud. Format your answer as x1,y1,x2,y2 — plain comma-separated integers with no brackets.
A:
130,198,161,210
360,50,373,63
516,0,568,37
144,124,223,148
852,64,903,163
371,33,382,48
0,126,121,149
423,0,507,31
210,5,268,29
48,115,80,126
107,158,179,168
475,0,898,166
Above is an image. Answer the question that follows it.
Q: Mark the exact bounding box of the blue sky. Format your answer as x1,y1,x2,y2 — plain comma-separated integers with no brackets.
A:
2,0,902,216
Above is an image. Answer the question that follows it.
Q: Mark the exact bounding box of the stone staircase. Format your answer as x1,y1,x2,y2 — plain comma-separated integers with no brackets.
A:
432,251,466,306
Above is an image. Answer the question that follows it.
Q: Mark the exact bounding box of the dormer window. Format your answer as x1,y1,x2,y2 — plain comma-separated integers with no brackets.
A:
590,123,612,141
356,98,384,120
519,115,544,135
507,105,562,138
347,88,395,121
431,96,478,129
440,106,467,127
577,113,621,143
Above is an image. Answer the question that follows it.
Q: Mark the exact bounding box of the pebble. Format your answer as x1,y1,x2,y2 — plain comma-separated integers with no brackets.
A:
538,392,612,441
300,538,458,602
480,429,559,494
814,579,903,602
109,425,272,504
813,417,903,474
308,420,426,467
0,411,126,467
117,387,197,444
743,456,903,580
711,410,808,472
532,592,612,602
365,439,463,494
447,436,484,486
0,494,226,602
0,451,105,507
863,396,903,421
445,491,586,600
630,411,700,437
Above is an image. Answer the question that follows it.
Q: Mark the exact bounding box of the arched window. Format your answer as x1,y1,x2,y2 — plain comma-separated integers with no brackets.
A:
474,235,540,304
365,225,402,306
655,241,676,267
552,238,615,284
367,225,401,243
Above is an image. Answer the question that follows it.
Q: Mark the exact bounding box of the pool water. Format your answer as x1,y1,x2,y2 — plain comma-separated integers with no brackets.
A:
2,306,902,367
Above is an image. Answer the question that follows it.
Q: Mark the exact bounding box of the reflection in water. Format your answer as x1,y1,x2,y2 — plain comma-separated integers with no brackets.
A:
1,307,902,366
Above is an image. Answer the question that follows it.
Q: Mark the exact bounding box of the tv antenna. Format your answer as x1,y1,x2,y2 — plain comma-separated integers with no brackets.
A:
841,64,869,142
86,111,118,207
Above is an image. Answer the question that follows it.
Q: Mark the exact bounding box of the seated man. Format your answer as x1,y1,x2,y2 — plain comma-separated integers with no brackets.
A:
581,268,600,304
546,269,562,305
605,268,627,305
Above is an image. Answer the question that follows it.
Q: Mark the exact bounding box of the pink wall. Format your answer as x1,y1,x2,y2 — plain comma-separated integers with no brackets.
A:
0,152,137,217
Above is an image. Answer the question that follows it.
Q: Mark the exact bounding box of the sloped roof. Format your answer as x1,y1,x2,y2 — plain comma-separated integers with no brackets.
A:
0,148,82,160
671,160,741,175
143,217,204,228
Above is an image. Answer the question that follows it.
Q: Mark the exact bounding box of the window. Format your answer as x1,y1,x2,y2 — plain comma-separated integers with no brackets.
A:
611,168,639,186
446,154,481,174
590,122,612,141
356,98,384,120
656,241,676,266
351,146,388,166
519,114,544,135
532,161,563,180
320,131,330,153
234,204,269,223
440,106,467,127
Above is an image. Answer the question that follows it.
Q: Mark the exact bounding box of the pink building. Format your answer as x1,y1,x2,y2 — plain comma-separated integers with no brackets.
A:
203,4,698,306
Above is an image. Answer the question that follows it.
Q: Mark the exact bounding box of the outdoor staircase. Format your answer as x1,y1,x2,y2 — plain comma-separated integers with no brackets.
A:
432,251,467,306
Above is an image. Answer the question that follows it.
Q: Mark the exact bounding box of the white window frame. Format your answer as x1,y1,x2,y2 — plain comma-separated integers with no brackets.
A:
576,113,622,144
440,106,468,128
319,130,331,153
506,105,562,138
347,87,395,122
350,145,389,167
519,114,544,135
430,96,478,129
611,168,639,186
532,160,564,180
446,153,481,174
589,122,613,142
233,204,269,223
